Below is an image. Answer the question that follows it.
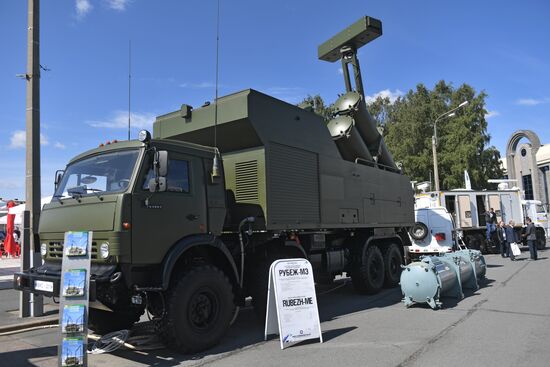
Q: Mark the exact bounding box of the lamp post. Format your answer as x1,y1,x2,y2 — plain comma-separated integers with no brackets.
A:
432,100,468,192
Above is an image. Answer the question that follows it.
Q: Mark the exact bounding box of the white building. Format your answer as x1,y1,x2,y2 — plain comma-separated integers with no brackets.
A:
503,130,550,209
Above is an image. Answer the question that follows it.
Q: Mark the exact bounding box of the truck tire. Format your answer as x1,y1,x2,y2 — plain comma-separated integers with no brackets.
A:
156,265,234,354
409,222,429,241
88,307,143,335
248,248,304,321
248,257,271,321
382,243,403,288
536,228,546,250
351,244,385,294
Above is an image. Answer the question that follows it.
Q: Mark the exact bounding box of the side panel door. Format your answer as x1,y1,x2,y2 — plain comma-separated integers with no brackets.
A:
457,195,473,228
500,194,512,224
131,152,207,265
489,195,502,223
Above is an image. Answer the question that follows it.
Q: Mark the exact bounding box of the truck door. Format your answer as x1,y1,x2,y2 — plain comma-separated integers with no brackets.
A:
131,152,207,265
457,195,472,228
488,195,502,223
500,194,512,223
476,195,487,227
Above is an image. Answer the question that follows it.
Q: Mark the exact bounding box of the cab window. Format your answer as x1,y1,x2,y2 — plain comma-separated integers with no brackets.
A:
142,158,190,193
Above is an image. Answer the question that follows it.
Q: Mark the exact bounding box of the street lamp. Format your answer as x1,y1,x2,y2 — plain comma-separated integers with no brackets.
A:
432,100,468,192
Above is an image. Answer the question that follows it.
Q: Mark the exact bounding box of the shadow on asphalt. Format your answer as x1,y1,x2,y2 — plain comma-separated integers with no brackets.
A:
106,280,401,365
0,345,57,367
486,264,504,268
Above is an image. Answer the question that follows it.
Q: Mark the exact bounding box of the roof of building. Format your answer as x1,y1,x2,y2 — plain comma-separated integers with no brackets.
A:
536,144,550,165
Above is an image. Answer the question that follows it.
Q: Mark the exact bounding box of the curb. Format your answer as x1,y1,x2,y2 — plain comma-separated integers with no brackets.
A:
0,315,58,334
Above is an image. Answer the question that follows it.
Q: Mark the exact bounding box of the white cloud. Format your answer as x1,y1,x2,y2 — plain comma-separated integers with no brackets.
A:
106,0,131,11
515,97,550,106
76,0,93,19
338,68,343,75
87,111,156,129
485,110,500,119
54,142,66,149
365,89,404,104
9,130,49,149
179,82,216,89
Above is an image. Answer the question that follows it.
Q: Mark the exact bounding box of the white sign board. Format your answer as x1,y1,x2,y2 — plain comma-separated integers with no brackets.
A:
264,258,323,349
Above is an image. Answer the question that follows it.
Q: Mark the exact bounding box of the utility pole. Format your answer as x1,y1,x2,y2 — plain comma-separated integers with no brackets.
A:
21,0,43,317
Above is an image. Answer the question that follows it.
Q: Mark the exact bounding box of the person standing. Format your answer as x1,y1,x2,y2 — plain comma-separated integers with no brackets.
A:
505,220,518,261
484,208,497,240
524,217,538,261
496,221,507,257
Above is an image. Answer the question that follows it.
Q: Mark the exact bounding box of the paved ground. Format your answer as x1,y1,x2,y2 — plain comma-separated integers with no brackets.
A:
0,258,57,329
0,247,549,367
0,258,20,290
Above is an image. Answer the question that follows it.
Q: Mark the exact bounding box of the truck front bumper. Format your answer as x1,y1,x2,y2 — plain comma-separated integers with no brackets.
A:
13,270,97,301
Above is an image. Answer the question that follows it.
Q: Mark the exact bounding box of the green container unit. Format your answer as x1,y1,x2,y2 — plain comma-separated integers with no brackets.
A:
154,89,414,231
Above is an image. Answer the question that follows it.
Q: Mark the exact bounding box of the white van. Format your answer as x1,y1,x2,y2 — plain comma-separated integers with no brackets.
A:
408,207,455,257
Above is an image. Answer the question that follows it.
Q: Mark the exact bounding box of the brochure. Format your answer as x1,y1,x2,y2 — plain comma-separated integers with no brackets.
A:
64,231,89,257
61,337,84,367
62,269,86,297
61,304,86,334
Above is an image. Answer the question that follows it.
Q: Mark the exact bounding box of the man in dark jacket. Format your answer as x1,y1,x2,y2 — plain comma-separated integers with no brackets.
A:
505,221,518,261
484,208,497,240
524,217,538,260
496,221,507,257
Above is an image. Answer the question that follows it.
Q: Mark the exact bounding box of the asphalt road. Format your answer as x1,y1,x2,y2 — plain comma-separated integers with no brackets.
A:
1,248,549,367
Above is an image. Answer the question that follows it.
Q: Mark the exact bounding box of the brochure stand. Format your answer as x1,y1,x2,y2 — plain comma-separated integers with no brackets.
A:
58,231,92,367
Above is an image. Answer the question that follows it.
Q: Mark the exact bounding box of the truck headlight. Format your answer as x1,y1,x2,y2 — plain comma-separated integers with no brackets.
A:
40,243,47,257
100,242,110,259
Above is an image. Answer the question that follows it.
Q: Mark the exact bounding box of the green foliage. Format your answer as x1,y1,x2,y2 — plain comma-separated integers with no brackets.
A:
297,94,335,122
371,80,504,190
300,81,504,190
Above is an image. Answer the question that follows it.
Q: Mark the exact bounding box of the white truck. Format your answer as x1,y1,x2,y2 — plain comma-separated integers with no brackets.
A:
408,206,455,259
415,188,547,253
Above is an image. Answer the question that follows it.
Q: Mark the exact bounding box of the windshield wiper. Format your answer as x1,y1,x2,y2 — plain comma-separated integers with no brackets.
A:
66,185,103,201
51,194,66,204
85,188,104,201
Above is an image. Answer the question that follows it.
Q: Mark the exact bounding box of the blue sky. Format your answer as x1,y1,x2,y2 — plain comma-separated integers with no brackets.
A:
1,0,549,201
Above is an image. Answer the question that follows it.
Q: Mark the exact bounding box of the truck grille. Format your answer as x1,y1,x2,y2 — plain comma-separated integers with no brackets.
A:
48,241,99,259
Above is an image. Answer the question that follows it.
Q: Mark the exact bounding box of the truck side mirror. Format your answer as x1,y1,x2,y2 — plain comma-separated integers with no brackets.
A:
149,177,167,193
155,151,168,177
54,170,64,190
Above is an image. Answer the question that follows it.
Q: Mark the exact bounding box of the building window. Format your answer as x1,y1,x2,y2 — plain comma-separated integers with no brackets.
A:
523,174,534,200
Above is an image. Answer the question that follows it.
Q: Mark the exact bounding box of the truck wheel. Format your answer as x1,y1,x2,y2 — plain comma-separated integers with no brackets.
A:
249,258,271,321
88,307,143,335
536,229,546,250
351,244,385,294
477,234,489,254
409,222,429,240
156,265,234,354
383,243,403,288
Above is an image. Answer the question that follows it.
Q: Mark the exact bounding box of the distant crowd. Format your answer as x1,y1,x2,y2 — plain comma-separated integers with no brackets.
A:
484,208,538,261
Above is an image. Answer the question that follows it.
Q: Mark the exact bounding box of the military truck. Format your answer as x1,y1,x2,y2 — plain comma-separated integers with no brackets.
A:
14,16,414,353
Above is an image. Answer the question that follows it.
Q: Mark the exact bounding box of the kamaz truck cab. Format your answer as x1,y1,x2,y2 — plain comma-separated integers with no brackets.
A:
15,136,235,348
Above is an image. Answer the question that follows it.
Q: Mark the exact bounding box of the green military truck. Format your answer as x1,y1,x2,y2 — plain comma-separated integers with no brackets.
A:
14,16,414,353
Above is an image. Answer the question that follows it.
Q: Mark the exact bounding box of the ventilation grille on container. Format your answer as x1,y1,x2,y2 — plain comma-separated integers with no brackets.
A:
235,160,259,203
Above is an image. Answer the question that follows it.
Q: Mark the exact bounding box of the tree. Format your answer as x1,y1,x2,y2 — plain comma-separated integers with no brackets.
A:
299,81,503,190
297,94,335,121
372,81,503,190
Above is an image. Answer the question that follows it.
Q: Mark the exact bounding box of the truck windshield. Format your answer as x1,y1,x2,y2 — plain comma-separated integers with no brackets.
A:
54,150,140,199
